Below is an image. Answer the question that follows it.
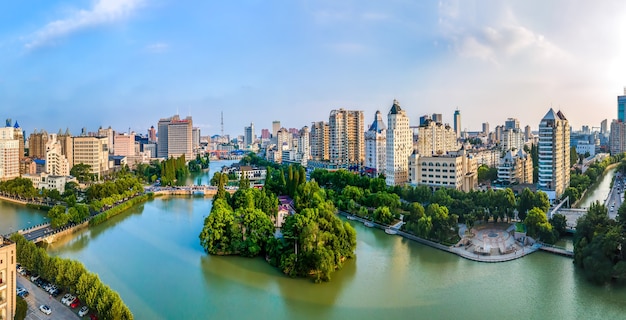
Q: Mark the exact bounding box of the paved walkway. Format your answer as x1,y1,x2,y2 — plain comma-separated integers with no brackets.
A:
17,274,80,320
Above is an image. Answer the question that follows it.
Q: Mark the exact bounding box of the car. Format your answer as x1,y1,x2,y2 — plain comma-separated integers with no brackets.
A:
18,268,27,276
65,295,76,306
51,288,62,297
31,274,40,282
78,306,89,317
70,298,81,308
89,314,98,320
39,305,52,315
61,294,73,305
18,290,30,298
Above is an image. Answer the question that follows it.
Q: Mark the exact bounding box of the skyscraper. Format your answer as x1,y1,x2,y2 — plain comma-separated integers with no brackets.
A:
453,109,461,138
72,135,110,179
482,122,490,136
419,114,430,125
328,109,364,167
157,115,193,159
365,110,386,176
310,121,329,161
417,120,458,155
148,126,157,142
537,108,570,201
0,127,19,180
29,129,48,158
431,113,443,124
386,100,412,186
619,88,626,122
272,121,281,138
504,118,520,130
244,122,256,146
601,119,608,135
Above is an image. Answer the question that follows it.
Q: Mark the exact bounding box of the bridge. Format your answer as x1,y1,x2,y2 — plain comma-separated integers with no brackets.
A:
538,243,574,258
146,185,238,196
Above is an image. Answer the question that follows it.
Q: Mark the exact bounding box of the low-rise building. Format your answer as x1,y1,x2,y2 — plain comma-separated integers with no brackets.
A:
22,173,77,194
497,149,533,185
408,148,478,192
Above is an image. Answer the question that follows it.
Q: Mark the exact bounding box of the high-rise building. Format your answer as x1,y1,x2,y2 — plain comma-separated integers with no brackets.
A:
148,126,157,142
28,129,48,158
56,128,73,168
192,127,201,152
386,100,412,186
244,123,256,146
618,88,626,122
501,128,525,152
524,125,532,142
297,126,310,166
5,120,24,160
0,127,19,180
537,108,570,201
72,135,110,179
272,121,281,138
601,119,608,135
97,126,114,154
497,148,533,184
310,121,329,161
261,129,270,140
0,236,17,320
504,118,520,130
419,114,430,126
113,133,136,157
431,113,443,124
328,109,364,167
365,110,386,176
417,120,458,155
610,120,626,154
46,135,70,176
482,122,489,136
157,115,193,159
453,109,461,138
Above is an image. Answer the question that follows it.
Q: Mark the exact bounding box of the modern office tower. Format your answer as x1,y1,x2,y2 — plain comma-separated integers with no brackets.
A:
244,122,256,146
386,100,412,186
610,120,626,154
408,148,477,192
157,115,193,159
192,127,201,152
601,119,608,135
272,121,281,138
297,126,310,166
482,122,490,136
497,149,533,184
328,109,364,167
148,126,157,142
113,133,136,157
537,108,570,201
431,113,443,124
504,118,520,130
419,114,430,125
72,135,110,179
501,128,525,152
453,109,461,138
617,88,626,122
0,127,19,180
261,129,270,140
29,129,48,158
0,236,16,320
416,120,458,155
365,110,387,176
46,136,70,176
524,125,532,142
494,125,503,143
310,121,329,161
97,126,114,154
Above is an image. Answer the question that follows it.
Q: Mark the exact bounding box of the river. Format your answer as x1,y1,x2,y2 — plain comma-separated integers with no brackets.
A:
3,161,626,319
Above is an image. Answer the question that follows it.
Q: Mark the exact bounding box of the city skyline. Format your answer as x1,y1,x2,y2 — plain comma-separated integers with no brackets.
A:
1,1,625,136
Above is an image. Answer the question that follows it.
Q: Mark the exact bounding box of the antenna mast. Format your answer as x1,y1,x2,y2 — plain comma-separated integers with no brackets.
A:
221,111,224,137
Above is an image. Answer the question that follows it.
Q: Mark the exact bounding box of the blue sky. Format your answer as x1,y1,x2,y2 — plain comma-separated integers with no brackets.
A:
1,0,625,137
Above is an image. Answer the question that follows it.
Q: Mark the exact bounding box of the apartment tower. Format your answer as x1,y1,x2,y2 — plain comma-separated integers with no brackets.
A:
386,99,412,186
365,110,386,176
328,109,364,167
537,108,570,201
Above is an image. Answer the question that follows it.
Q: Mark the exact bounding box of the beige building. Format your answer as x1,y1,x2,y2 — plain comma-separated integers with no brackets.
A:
497,149,533,184
45,136,71,177
0,128,19,181
408,148,478,192
0,236,16,320
157,115,193,160
113,133,136,157
73,135,110,179
417,120,459,156
386,100,412,186
28,129,48,159
538,108,570,201
328,109,364,167
310,121,329,161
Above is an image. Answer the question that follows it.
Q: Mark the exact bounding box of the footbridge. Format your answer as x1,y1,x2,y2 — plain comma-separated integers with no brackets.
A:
147,185,238,197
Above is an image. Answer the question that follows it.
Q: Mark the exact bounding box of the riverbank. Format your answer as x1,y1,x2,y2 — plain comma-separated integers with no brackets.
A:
339,211,540,263
0,194,28,205
575,163,619,208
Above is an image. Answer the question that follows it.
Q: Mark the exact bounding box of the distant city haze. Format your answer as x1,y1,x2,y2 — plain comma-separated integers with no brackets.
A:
1,0,624,136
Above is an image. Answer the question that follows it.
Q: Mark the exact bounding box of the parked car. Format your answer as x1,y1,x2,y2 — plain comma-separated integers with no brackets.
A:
19,289,30,298
70,298,81,309
78,306,89,317
30,274,40,282
89,314,98,320
65,295,77,306
61,294,73,305
51,288,62,297
18,268,27,276
39,305,52,315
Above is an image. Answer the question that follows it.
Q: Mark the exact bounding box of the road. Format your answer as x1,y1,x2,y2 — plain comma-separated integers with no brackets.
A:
17,274,80,320
607,172,624,220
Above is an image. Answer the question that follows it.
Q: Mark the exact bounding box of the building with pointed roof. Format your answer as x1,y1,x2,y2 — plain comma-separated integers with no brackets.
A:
386,99,412,185
537,108,570,202
497,148,533,185
365,110,386,176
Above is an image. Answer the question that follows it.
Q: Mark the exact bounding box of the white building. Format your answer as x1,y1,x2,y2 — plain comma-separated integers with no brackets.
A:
576,141,596,157
72,135,110,179
416,120,459,156
297,126,310,166
365,110,386,177
46,137,70,176
497,149,533,185
386,100,412,186
408,148,477,192
501,128,525,152
0,127,19,180
538,108,570,202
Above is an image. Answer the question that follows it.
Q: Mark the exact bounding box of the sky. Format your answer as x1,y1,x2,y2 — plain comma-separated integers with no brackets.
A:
1,0,625,138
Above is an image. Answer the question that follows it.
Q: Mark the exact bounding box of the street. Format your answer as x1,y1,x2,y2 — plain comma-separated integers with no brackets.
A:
17,274,80,320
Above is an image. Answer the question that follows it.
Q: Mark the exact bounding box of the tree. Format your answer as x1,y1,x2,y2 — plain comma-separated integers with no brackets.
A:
549,213,568,237
373,206,393,225
71,163,94,183
48,205,69,229
562,187,580,205
570,146,579,167
524,207,553,241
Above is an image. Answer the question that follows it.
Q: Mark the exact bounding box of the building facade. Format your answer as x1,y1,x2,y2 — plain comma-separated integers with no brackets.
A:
364,110,386,177
72,135,110,179
28,129,48,159
310,121,330,161
46,137,70,176
619,88,626,122
408,148,478,192
157,115,193,160
416,120,459,156
0,127,19,181
497,149,533,185
0,236,16,320
537,108,570,201
113,133,136,157
453,109,461,138
328,109,364,167
386,100,412,186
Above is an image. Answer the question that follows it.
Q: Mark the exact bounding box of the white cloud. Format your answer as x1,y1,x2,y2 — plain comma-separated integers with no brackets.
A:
145,42,169,53
25,0,144,50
